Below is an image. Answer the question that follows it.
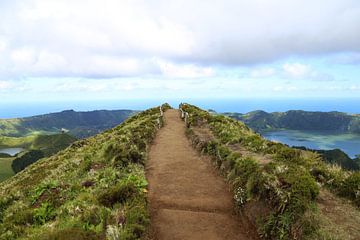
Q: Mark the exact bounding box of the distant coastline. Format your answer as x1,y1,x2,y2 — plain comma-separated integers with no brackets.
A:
1,98,359,118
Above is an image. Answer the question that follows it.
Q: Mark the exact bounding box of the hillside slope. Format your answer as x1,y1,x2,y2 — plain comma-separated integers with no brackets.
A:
1,103,358,240
226,110,360,133
0,133,77,182
0,105,168,240
0,109,136,138
181,104,360,240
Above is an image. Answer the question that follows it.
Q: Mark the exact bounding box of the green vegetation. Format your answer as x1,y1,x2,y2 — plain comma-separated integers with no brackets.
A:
0,158,14,182
0,135,37,148
0,104,169,239
0,133,77,181
0,153,11,158
11,150,45,173
30,133,77,156
295,147,359,171
0,109,136,139
181,103,360,240
226,110,360,134
0,109,134,182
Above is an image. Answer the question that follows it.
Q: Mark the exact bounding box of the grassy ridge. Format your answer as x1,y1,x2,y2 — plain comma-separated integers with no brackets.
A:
0,110,135,139
226,110,360,133
181,103,360,239
0,104,170,240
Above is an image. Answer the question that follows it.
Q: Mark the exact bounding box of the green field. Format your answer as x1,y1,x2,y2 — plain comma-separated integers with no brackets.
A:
0,157,14,182
0,134,38,148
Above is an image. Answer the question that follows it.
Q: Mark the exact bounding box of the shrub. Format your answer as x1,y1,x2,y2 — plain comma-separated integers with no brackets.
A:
340,172,360,206
124,204,149,238
180,103,324,239
41,228,102,240
11,150,45,173
284,168,319,215
12,209,34,225
97,182,138,207
230,157,260,187
33,202,56,225
0,197,13,223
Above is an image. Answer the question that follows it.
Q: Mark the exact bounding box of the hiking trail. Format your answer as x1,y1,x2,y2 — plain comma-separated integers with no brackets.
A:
146,109,257,240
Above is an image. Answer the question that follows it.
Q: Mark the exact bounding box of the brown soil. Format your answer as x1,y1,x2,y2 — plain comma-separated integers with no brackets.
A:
146,109,258,240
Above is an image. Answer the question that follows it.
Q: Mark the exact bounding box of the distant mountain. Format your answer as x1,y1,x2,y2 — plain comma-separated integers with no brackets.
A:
225,110,360,133
0,109,137,138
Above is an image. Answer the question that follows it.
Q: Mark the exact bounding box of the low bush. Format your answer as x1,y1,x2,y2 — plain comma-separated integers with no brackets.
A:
0,104,169,239
11,149,45,173
33,202,56,225
41,228,102,240
340,172,360,206
180,103,322,239
97,181,139,207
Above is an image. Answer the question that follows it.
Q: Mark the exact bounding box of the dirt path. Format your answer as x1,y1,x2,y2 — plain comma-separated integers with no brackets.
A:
146,109,256,240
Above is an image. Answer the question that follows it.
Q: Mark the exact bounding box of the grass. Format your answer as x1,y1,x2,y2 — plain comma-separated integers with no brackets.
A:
0,133,77,182
0,104,170,239
0,157,14,182
180,103,360,240
0,135,38,148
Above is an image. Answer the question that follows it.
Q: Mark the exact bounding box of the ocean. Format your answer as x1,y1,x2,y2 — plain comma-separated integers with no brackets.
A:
0,98,359,118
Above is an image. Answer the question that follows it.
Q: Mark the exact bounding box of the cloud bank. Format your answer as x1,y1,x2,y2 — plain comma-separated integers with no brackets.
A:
0,0,360,79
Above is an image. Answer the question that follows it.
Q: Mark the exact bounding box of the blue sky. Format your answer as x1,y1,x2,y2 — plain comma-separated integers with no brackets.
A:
0,0,360,103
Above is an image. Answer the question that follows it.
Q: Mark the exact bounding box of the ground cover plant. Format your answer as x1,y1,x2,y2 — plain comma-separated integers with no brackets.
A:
0,104,170,240
180,103,360,240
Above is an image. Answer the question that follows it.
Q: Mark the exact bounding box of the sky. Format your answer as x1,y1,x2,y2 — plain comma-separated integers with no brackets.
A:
0,0,360,103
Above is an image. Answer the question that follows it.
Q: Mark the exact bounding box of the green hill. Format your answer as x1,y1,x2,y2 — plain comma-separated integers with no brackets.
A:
0,104,168,239
181,104,360,240
30,133,78,156
0,133,77,182
10,134,78,175
0,109,136,138
1,104,359,240
226,110,360,133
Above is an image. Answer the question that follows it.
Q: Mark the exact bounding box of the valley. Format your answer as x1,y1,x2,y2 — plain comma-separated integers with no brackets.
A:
225,110,360,170
0,109,134,182
262,129,360,158
0,104,359,239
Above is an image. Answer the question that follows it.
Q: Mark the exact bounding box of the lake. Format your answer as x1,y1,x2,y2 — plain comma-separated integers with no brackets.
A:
262,130,360,158
0,148,24,156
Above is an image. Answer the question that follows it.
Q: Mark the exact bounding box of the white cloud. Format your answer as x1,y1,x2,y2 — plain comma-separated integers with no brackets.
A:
0,0,359,79
10,48,36,65
0,39,7,52
250,67,276,78
282,63,312,78
282,62,334,81
0,80,15,90
272,85,298,92
53,81,108,93
157,59,215,78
